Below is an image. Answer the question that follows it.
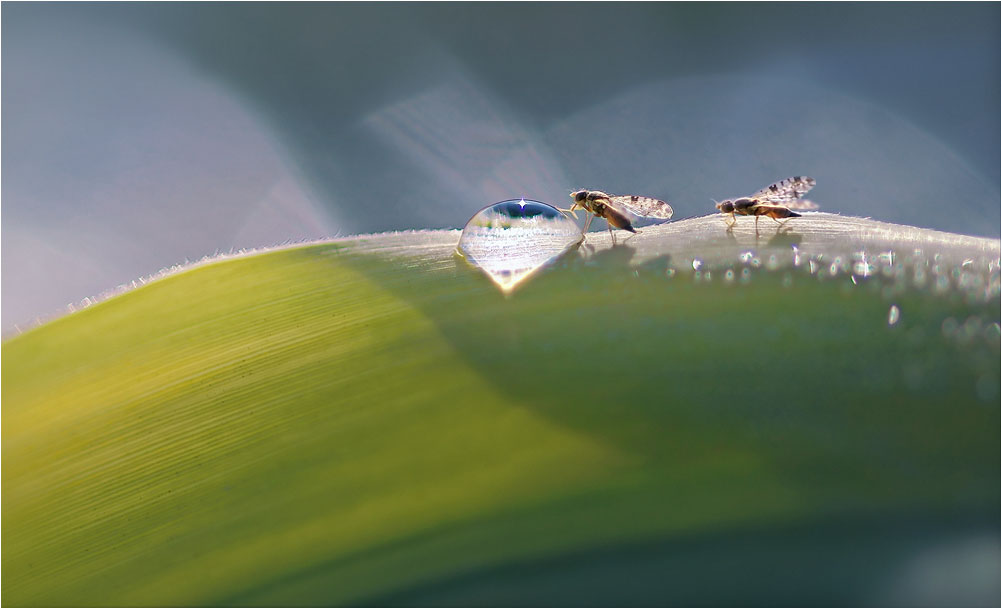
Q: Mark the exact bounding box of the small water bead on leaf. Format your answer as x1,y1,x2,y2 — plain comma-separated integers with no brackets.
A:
852,250,873,278
853,261,875,277
457,199,581,293
739,251,762,268
888,305,901,326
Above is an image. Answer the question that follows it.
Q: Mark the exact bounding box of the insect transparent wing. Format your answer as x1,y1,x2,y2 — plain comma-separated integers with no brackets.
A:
751,176,818,209
607,195,674,219
786,198,819,210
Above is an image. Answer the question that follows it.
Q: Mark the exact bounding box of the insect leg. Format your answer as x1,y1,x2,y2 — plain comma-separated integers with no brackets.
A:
582,213,594,234
777,218,795,234
558,203,581,218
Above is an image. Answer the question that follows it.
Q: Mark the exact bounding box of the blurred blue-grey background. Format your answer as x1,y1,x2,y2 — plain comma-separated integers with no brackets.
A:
2,2,999,330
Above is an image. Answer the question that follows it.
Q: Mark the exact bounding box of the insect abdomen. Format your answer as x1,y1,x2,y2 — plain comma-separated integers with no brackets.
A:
604,207,636,232
758,207,800,219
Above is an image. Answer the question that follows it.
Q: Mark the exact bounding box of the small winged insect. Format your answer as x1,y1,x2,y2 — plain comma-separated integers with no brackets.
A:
715,176,818,231
564,190,673,241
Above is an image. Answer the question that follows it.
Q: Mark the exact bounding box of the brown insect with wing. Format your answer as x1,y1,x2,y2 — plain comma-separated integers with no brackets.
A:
564,189,673,242
715,176,818,231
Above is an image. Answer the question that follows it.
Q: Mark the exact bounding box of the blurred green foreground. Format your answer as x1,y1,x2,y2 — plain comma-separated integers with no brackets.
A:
3,217,999,606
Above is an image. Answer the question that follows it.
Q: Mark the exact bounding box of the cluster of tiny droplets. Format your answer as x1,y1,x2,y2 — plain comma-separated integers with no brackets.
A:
655,245,1000,352
665,246,999,314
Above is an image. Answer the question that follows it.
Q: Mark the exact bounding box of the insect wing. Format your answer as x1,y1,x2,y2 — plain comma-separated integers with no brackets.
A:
787,198,819,210
607,195,674,220
751,176,818,210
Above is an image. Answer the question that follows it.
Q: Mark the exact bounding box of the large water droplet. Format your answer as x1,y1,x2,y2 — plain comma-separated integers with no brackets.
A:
457,199,581,292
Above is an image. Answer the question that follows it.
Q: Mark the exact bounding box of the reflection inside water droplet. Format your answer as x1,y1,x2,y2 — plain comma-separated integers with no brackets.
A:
457,199,581,292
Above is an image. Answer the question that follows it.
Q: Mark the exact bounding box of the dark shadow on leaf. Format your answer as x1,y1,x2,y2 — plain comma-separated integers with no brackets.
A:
356,512,998,607
766,227,804,249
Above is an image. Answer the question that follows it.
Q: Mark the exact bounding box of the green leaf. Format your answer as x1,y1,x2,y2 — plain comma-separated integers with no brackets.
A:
3,214,999,606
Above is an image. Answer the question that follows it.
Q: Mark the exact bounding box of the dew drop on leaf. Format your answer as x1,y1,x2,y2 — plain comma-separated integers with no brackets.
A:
888,304,901,326
457,199,581,292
